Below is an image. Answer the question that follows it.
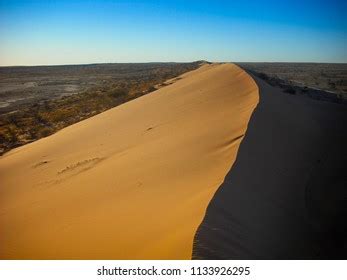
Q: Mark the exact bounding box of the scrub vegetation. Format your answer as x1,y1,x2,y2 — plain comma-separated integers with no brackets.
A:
0,62,203,154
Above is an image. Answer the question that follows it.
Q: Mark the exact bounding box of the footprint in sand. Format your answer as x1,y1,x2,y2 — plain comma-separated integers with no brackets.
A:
32,160,50,168
57,157,104,176
35,157,105,188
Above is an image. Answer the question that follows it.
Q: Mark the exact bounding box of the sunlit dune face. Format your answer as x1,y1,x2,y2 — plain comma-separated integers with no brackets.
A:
0,63,258,259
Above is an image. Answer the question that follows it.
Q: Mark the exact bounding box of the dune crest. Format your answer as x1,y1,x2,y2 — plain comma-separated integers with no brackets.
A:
0,63,258,259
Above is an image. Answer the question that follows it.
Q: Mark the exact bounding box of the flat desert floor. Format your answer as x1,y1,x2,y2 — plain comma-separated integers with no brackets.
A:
0,63,258,259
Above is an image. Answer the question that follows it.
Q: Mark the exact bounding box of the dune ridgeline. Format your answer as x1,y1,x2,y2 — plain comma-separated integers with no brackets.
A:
0,63,258,259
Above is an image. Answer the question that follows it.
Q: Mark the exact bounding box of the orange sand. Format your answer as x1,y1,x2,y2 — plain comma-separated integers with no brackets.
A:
0,63,258,259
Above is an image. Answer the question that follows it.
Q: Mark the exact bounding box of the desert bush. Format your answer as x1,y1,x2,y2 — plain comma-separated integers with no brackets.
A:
148,86,156,92
258,72,269,80
302,86,309,93
37,127,53,138
107,88,128,98
284,87,296,94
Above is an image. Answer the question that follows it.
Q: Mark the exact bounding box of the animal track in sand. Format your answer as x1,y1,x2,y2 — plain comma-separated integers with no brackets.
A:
143,122,169,133
35,157,105,188
32,160,50,168
57,157,104,176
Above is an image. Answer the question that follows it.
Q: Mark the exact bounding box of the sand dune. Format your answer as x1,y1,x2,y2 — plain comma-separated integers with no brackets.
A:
193,72,347,259
0,63,258,259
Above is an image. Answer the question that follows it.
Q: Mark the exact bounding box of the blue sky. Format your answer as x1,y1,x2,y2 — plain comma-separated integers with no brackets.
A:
0,0,346,65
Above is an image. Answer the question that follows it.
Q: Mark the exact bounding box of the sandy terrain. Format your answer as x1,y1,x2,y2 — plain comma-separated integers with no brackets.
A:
193,72,347,259
0,63,258,259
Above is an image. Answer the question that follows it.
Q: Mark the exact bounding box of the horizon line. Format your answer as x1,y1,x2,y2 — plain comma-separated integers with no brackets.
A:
1,60,347,68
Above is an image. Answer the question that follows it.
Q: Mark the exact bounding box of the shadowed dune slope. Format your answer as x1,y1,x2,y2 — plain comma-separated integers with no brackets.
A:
193,73,347,259
0,63,258,259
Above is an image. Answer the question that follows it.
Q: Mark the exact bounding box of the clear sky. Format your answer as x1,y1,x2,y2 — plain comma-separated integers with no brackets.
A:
0,0,346,65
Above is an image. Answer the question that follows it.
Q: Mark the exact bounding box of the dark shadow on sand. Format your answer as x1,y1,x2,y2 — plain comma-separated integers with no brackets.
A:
193,73,347,259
